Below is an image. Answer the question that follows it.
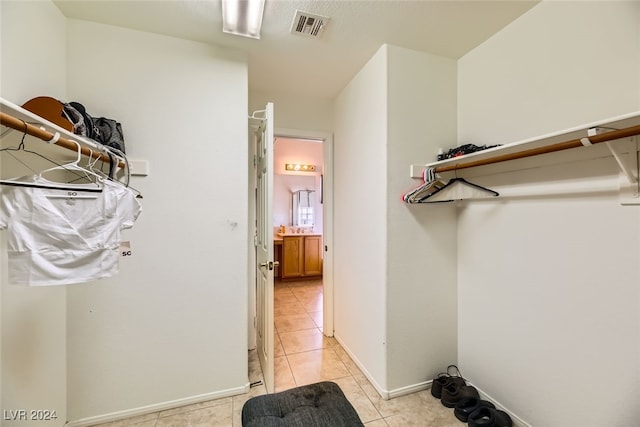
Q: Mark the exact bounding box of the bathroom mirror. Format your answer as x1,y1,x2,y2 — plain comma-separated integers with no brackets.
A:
292,190,315,227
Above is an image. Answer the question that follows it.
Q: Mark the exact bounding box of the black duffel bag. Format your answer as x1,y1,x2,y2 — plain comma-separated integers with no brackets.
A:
64,101,126,154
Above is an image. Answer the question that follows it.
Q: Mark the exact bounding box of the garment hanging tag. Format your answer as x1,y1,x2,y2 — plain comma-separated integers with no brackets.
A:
120,241,133,257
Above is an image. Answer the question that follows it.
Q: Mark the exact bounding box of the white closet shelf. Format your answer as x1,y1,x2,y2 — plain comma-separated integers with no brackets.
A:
0,97,126,168
410,111,640,179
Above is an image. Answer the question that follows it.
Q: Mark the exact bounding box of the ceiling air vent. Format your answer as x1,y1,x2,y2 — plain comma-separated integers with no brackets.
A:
290,10,329,38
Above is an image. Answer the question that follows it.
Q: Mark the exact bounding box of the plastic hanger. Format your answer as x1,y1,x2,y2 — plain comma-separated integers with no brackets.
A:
418,177,499,203
1,120,143,198
1,133,103,193
403,167,447,203
43,147,107,199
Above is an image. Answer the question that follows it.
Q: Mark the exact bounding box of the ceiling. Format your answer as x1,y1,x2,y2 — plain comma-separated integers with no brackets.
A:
52,0,539,99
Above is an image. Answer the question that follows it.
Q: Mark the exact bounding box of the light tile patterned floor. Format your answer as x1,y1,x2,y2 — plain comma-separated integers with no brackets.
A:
90,278,462,426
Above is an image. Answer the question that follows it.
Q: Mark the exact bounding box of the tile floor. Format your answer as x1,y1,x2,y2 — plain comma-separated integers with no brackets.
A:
91,278,463,426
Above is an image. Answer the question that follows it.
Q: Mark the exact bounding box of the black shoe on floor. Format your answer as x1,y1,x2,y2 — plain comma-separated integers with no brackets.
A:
453,397,495,422
430,365,465,398
441,384,479,408
431,374,465,398
468,407,513,427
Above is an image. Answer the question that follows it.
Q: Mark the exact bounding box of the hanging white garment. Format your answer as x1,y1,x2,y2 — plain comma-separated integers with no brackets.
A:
0,176,141,286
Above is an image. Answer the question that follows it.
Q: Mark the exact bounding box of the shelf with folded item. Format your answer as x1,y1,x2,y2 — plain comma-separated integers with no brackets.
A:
0,97,126,169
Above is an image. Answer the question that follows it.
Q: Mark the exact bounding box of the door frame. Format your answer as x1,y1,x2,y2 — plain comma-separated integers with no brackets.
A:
273,127,334,337
246,126,334,384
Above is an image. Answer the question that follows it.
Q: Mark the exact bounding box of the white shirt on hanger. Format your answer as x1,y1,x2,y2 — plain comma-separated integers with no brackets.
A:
0,176,141,286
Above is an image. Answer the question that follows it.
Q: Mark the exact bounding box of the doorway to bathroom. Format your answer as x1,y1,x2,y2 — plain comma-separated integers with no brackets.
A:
248,125,334,393
273,129,334,338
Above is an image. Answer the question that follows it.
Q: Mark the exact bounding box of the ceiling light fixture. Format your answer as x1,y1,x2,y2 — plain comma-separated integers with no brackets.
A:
285,163,316,172
221,0,265,39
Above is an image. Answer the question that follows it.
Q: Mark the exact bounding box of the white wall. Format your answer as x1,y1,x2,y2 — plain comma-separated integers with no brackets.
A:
333,46,389,393
457,2,640,426
249,90,333,133
63,20,249,424
0,2,68,426
458,1,640,146
1,4,249,424
385,45,458,393
332,44,459,397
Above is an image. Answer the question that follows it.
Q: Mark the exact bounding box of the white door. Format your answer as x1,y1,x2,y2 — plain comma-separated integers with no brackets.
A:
254,103,275,393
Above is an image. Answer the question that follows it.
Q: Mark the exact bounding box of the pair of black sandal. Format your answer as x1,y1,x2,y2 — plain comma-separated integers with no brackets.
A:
430,365,512,427
454,397,512,427
431,365,479,408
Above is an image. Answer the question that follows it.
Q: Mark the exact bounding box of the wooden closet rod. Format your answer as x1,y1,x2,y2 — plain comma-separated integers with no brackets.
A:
0,111,125,169
435,124,640,173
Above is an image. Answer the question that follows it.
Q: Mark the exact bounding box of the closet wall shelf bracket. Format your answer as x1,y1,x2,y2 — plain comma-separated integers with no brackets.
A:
610,136,640,205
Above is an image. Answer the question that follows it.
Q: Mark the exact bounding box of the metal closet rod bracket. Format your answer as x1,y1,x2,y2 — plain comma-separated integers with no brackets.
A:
588,127,640,204
249,110,267,120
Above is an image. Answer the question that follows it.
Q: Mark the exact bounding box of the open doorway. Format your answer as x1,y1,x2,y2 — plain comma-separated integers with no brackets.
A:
270,132,335,391
247,124,334,392
273,129,333,339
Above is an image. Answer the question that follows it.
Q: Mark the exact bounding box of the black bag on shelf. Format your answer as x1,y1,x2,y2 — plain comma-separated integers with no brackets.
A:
437,143,500,161
63,101,126,154
92,116,125,154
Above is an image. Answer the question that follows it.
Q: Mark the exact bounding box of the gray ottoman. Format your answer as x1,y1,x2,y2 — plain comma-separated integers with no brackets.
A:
242,381,364,426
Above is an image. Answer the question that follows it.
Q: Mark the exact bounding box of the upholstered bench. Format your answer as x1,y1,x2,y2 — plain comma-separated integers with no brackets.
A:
242,381,364,426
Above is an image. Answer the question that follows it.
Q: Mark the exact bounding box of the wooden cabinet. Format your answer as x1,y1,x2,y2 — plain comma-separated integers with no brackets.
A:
303,235,323,276
282,236,304,278
281,235,323,279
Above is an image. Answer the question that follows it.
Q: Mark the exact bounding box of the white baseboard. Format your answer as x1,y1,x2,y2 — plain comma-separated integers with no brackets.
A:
468,382,533,427
333,334,390,400
333,335,432,401
329,337,532,426
387,380,431,399
65,383,250,427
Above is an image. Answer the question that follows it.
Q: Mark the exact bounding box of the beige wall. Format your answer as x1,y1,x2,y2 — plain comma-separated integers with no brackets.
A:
332,44,458,397
65,19,249,424
1,2,69,426
385,45,458,393
457,2,640,426
1,3,250,425
333,45,389,393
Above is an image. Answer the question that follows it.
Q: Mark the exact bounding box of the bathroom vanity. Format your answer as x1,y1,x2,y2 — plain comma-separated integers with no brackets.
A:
274,232,323,279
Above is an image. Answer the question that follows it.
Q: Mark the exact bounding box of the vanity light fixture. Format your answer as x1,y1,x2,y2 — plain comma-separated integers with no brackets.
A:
285,163,316,172
221,0,266,39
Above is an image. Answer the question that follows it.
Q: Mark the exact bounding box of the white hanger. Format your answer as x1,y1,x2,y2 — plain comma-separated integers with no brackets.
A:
39,139,104,188
1,138,103,194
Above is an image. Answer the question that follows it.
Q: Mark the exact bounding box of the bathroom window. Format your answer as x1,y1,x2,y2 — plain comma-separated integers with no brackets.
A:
292,190,315,226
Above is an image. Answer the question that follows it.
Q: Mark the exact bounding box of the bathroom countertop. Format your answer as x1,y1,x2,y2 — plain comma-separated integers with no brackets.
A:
274,232,322,241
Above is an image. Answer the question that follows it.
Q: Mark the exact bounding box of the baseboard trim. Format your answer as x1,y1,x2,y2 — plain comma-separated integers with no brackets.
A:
469,382,533,427
387,380,431,399
328,337,532,426
333,334,390,400
65,383,250,427
333,335,435,401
